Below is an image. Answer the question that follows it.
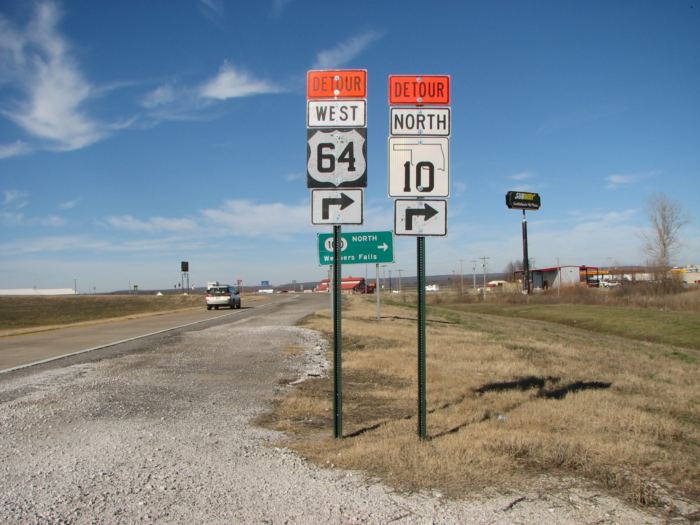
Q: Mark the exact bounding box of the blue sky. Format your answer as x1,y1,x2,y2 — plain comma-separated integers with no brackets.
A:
1,0,698,292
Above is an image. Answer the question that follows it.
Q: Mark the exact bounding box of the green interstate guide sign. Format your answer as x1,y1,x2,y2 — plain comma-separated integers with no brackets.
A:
506,191,541,210
317,231,394,265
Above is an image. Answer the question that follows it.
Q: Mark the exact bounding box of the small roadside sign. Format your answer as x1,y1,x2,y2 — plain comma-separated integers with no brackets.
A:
308,100,366,128
390,107,450,136
311,189,363,225
317,230,393,265
388,137,449,197
394,199,447,236
307,128,367,188
307,69,367,99
506,191,541,210
389,75,450,105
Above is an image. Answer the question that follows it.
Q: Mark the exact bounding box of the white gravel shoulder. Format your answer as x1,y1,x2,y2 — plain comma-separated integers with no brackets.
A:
0,299,663,524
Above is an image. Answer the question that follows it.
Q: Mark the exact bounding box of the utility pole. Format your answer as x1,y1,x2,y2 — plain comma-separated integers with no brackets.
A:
459,259,465,295
388,269,393,293
380,264,388,295
471,260,477,291
397,269,403,293
480,256,490,291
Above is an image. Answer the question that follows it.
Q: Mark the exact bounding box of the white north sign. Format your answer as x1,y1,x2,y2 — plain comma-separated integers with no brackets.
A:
307,128,367,188
311,189,363,225
394,199,447,236
390,107,450,136
307,100,366,128
388,137,449,197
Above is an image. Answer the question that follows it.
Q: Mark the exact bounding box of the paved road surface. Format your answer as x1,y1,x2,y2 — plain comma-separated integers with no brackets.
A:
0,295,289,372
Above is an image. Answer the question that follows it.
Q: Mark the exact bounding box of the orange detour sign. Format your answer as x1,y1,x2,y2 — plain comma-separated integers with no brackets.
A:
307,70,367,99
389,75,450,105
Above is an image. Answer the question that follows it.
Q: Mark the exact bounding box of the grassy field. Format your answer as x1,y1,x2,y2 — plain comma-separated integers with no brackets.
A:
429,302,700,353
0,293,251,333
261,294,700,513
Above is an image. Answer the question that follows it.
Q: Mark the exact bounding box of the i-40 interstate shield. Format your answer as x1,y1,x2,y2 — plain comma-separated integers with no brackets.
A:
307,128,367,188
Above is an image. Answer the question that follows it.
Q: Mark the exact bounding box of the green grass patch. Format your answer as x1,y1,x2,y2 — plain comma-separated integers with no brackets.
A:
440,302,700,350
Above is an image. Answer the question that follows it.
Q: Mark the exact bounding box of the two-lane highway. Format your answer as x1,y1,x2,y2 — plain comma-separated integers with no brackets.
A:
0,294,305,373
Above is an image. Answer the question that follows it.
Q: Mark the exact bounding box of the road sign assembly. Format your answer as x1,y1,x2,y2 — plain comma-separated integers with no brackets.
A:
388,73,451,440
311,189,363,225
307,69,368,439
317,230,393,265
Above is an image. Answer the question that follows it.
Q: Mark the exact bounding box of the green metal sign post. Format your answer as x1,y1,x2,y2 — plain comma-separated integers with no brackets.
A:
417,236,427,440
317,231,394,266
333,225,343,438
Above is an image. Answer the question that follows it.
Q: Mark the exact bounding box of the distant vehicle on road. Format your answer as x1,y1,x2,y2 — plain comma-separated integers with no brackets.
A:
206,284,241,310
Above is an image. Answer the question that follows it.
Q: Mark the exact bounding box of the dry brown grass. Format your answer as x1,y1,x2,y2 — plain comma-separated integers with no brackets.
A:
261,295,700,510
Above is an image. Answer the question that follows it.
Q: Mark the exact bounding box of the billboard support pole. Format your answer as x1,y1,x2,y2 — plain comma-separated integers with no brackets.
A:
522,210,530,294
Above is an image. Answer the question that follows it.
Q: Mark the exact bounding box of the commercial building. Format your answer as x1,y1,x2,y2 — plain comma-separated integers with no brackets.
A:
315,276,375,294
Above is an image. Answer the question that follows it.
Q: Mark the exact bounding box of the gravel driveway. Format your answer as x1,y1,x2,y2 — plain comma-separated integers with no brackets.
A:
0,295,660,524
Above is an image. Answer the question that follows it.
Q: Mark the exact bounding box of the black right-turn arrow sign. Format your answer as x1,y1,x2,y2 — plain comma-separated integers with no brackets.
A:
394,199,447,236
405,203,438,230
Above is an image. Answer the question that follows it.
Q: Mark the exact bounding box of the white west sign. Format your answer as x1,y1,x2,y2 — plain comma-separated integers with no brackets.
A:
308,100,366,128
394,199,447,236
390,107,450,136
388,137,449,197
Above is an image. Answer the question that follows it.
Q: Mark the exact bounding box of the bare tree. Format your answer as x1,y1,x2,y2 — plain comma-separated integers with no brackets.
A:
503,260,523,282
642,192,689,272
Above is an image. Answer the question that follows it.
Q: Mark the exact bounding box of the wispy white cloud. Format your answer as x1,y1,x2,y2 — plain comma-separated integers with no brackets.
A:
0,1,111,151
567,208,638,229
0,235,110,256
199,0,223,18
140,82,179,109
509,171,533,181
271,0,296,17
201,199,310,237
40,214,65,227
0,140,31,159
605,171,658,190
0,234,213,257
199,61,280,100
0,211,24,226
3,189,29,208
107,215,199,233
313,31,383,69
58,199,78,210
